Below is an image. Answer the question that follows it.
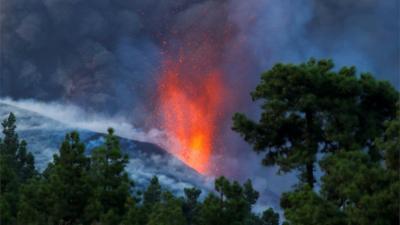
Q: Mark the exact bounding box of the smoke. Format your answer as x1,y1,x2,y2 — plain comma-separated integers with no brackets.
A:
1,0,398,189
0,97,167,145
1,0,163,118
228,0,399,82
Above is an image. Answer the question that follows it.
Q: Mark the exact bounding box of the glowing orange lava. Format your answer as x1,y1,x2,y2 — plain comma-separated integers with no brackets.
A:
157,57,227,174
155,4,237,174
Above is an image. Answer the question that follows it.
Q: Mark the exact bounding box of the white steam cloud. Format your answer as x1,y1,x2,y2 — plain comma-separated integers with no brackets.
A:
0,97,167,146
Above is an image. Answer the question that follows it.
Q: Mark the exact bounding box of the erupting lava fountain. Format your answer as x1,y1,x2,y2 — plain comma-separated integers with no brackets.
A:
157,36,232,174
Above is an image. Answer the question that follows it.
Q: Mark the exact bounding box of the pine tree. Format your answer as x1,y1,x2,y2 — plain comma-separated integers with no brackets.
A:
147,192,186,225
143,176,162,208
243,179,259,210
199,193,222,225
86,128,133,223
16,140,36,182
0,113,36,225
280,186,345,225
183,187,201,225
200,177,260,225
1,113,18,159
121,198,141,225
233,59,398,187
261,208,279,225
17,178,50,225
45,131,91,224
282,117,400,225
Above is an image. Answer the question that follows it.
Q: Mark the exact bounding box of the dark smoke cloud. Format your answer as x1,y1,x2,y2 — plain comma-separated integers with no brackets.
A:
1,0,397,106
229,0,399,83
1,0,398,183
0,0,203,116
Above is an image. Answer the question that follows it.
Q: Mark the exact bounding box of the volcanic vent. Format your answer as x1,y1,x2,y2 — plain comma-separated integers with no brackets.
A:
155,2,236,175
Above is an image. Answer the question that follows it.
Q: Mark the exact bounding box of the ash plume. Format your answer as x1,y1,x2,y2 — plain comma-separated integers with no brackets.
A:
1,0,397,109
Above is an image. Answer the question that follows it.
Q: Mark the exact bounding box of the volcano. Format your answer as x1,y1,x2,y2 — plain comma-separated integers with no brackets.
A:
0,102,210,193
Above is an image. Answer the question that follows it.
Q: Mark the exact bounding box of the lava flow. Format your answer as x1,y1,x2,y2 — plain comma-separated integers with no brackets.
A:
157,53,228,175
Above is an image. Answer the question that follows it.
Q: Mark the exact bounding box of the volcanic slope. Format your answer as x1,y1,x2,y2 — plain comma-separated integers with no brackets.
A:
0,102,210,194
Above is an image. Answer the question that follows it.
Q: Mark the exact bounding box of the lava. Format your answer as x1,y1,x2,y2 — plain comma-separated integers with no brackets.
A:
155,3,236,175
157,56,227,174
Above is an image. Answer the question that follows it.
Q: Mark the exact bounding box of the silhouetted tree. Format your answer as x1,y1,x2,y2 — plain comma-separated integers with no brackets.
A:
0,113,36,225
183,187,202,225
147,192,186,225
282,117,400,225
85,128,133,224
0,114,279,225
45,131,91,224
200,177,261,225
144,176,162,208
261,208,279,225
233,59,398,187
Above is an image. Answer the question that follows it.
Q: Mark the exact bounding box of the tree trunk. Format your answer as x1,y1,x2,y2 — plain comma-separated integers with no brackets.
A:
306,161,315,188
305,111,316,188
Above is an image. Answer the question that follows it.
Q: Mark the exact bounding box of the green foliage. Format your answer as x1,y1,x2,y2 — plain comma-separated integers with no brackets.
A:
282,122,399,225
0,113,37,225
144,176,162,208
16,141,36,181
1,113,273,225
319,150,399,225
232,59,398,187
233,59,399,225
243,179,259,207
1,113,18,157
17,178,50,225
86,128,133,223
45,131,91,224
100,209,121,225
121,199,142,225
147,192,186,225
281,186,345,225
199,177,261,225
376,109,400,171
261,208,279,225
183,187,201,225
199,193,222,225
282,148,399,225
